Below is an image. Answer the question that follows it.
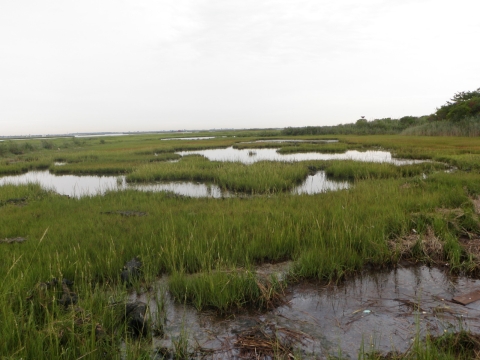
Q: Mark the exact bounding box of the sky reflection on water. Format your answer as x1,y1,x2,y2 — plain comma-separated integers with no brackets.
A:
0,170,348,198
177,147,424,165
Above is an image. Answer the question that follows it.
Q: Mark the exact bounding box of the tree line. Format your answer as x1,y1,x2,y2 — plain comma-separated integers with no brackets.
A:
283,87,480,136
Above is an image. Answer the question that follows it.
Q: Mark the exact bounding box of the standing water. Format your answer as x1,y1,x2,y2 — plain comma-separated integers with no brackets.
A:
0,170,348,198
130,264,480,359
177,147,426,165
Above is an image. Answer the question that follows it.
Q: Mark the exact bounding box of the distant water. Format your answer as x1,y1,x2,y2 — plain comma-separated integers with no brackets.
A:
177,147,425,165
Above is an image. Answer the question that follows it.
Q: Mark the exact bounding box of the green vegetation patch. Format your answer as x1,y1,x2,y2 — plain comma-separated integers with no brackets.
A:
127,155,310,193
323,160,446,180
169,270,284,313
277,142,349,154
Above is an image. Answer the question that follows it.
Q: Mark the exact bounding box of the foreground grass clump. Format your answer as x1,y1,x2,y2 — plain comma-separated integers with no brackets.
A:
169,270,284,313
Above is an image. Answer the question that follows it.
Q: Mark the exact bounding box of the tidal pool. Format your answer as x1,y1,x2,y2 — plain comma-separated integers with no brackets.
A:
0,170,348,198
130,264,480,359
0,171,121,198
177,147,425,165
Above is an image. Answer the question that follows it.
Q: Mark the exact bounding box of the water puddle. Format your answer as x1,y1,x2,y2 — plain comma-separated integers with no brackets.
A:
0,171,346,198
129,182,226,198
130,265,480,359
293,172,349,194
0,171,119,198
177,147,424,165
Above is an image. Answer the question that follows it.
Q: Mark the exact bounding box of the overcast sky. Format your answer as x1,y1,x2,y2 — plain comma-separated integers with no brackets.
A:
1,0,479,136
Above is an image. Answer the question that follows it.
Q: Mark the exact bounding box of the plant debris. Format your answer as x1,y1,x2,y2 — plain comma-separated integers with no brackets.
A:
234,322,309,359
389,226,443,263
452,290,480,306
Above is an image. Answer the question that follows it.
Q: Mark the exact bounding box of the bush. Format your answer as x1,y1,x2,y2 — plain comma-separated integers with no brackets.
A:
447,103,471,122
41,140,54,149
8,141,23,155
434,88,480,122
23,142,35,152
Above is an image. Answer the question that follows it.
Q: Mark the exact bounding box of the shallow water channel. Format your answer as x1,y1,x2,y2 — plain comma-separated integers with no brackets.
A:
0,170,348,198
130,264,480,359
177,147,425,165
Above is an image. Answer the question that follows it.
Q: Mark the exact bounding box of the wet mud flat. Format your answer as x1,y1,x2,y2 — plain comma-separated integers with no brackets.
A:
129,264,480,359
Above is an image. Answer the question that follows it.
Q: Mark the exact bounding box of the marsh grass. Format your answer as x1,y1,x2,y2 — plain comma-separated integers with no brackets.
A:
324,161,447,180
0,157,51,175
169,270,284,313
401,115,480,137
233,140,350,154
360,330,480,359
127,155,309,193
277,142,349,154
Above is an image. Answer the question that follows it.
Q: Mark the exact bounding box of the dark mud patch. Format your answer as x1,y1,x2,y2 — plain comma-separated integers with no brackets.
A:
121,257,143,284
102,210,147,217
124,301,149,338
1,197,28,206
58,279,78,308
0,236,27,244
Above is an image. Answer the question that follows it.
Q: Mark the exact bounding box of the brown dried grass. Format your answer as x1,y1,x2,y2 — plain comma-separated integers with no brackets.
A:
234,322,309,360
390,226,444,263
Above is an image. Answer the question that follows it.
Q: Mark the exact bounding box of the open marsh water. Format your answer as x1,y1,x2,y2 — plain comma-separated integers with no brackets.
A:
0,170,348,198
130,264,480,359
0,149,424,197
176,147,426,165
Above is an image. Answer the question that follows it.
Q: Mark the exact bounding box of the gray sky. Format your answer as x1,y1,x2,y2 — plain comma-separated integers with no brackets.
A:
1,0,479,136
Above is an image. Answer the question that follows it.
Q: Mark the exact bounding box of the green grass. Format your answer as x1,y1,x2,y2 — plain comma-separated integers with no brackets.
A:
401,115,480,137
169,270,283,313
277,142,349,154
127,155,310,193
323,160,447,180
361,330,480,359
232,140,350,154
